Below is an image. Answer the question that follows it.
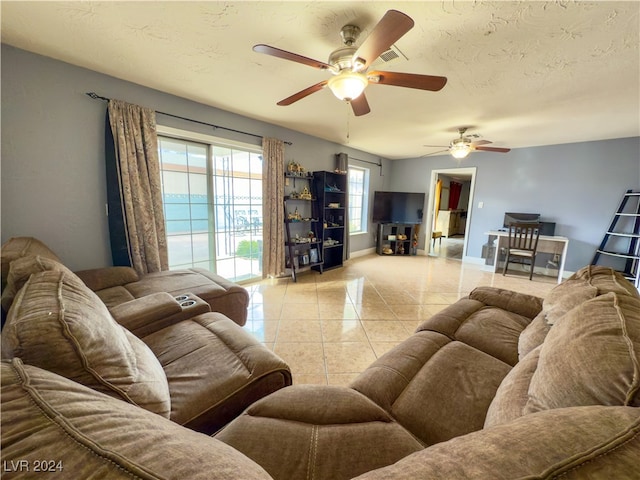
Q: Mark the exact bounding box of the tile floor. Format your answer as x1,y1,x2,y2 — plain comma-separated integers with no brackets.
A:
242,253,557,386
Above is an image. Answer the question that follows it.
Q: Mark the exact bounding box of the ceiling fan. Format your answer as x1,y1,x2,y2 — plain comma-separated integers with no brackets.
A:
253,9,447,116
424,128,512,159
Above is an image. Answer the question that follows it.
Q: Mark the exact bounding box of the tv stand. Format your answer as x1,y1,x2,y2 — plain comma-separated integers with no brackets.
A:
377,223,416,256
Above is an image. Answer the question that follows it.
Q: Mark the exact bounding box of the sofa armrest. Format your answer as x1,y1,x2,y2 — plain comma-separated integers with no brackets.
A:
110,292,182,334
74,266,140,291
469,286,543,319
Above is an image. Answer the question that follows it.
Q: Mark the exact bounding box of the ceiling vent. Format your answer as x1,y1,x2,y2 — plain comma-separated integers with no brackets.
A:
370,44,407,68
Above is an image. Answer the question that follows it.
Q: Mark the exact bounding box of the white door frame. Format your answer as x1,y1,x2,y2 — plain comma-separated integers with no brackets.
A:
423,167,477,258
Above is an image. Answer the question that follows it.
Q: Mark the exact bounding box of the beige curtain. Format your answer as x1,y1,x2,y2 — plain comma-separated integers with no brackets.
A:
262,137,285,278
107,99,168,275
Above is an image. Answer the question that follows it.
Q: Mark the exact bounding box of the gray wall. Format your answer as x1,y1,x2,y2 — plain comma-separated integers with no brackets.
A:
3,44,638,273
389,138,640,271
1,45,387,270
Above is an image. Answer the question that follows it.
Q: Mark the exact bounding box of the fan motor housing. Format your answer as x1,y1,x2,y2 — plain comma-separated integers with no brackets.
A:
328,46,357,72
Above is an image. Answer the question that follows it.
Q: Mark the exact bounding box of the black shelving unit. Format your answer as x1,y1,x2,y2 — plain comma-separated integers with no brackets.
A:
312,171,347,271
283,173,323,282
377,223,415,256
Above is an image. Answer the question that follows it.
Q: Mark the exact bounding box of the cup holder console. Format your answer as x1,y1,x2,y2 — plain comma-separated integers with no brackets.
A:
171,293,210,318
174,294,202,309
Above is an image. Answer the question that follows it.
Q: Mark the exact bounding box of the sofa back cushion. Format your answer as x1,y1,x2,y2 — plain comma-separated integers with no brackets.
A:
1,236,62,292
525,292,640,413
1,270,171,417
1,254,73,313
490,286,640,427
484,346,541,428
543,265,639,326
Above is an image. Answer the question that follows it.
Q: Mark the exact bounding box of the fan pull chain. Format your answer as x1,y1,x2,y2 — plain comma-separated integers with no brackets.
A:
346,102,351,144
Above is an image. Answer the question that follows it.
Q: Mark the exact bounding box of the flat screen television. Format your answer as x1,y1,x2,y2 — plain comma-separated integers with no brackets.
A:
372,191,425,224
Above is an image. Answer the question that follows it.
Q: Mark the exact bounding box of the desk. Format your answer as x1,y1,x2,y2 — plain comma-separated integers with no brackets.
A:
484,230,569,283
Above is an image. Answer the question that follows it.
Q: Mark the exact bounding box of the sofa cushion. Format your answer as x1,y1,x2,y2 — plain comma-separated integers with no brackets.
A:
353,405,640,479
468,286,543,320
542,266,640,326
581,264,640,298
517,311,551,359
216,385,423,480
74,266,140,291
542,276,598,325
350,331,511,446
142,312,292,434
1,254,75,313
1,236,62,292
1,358,272,480
417,293,535,366
484,346,541,428
526,292,640,414
1,270,171,417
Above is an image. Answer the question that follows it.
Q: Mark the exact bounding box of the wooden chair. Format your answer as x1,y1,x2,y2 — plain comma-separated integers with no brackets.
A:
502,223,541,280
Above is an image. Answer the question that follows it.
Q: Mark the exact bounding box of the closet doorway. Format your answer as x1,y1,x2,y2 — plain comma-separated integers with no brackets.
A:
424,167,477,260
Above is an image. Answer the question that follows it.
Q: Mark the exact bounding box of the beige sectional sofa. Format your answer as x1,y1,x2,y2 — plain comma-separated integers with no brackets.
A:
2,265,639,479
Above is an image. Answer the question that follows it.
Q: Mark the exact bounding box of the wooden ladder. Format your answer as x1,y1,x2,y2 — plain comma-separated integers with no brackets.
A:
592,189,640,287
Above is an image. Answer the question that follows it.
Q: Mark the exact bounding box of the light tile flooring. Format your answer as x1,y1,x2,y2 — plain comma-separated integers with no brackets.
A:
242,253,557,386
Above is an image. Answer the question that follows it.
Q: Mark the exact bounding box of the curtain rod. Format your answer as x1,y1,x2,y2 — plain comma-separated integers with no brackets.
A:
347,155,384,176
86,92,292,146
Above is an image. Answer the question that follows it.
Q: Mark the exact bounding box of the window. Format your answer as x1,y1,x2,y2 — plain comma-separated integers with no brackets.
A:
158,131,263,283
348,166,369,234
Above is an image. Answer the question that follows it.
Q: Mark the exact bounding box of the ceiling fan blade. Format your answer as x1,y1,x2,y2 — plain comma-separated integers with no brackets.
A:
253,44,333,70
352,10,414,69
350,93,371,116
472,140,492,146
423,144,448,148
277,81,328,106
368,71,447,91
475,146,511,153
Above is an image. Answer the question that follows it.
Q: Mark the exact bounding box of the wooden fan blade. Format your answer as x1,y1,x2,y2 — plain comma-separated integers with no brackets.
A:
475,146,511,153
277,81,328,106
253,44,333,70
472,140,492,146
350,93,371,116
368,71,447,91
423,144,448,148
352,10,414,69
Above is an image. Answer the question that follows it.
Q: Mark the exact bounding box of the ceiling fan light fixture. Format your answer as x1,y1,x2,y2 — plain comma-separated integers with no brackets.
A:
327,71,368,101
450,140,471,159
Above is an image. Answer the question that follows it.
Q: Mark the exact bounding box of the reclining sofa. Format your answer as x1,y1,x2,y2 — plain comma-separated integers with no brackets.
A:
2,264,639,479
1,236,250,325
0,251,291,436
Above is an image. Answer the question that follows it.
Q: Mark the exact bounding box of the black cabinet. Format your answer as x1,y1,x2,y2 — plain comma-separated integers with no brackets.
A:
377,223,415,256
312,171,347,271
284,173,323,282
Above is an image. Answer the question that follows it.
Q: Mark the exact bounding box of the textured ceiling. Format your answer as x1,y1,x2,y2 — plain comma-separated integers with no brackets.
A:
2,1,639,159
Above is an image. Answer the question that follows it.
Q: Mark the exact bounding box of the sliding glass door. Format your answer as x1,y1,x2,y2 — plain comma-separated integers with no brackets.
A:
158,135,263,282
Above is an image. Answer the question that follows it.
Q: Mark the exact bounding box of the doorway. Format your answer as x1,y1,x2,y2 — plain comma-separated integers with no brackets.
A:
424,167,477,259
